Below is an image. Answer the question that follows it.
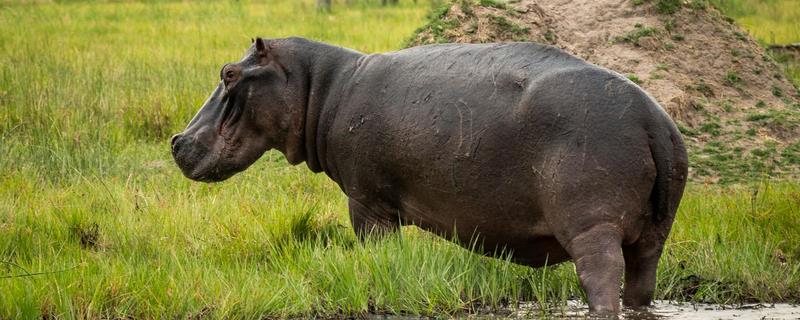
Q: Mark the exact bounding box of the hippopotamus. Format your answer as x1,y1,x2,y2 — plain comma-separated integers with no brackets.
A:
171,37,688,313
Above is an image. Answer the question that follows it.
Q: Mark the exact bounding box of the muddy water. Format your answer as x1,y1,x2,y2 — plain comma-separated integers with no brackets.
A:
511,301,800,319
375,301,800,319
632,301,800,319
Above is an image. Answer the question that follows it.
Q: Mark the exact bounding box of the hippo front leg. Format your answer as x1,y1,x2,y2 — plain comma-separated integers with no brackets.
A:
347,197,400,240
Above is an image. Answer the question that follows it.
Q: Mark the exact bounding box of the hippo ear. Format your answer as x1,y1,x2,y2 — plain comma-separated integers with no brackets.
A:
254,37,270,64
255,38,267,55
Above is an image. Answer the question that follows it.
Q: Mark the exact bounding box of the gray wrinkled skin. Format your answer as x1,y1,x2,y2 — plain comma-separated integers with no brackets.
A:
171,37,688,314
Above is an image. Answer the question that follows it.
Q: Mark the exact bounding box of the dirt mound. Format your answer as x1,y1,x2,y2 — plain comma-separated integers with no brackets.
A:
408,0,800,183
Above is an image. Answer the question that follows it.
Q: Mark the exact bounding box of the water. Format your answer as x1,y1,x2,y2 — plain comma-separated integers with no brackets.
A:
628,301,800,319
373,301,800,319
512,301,800,319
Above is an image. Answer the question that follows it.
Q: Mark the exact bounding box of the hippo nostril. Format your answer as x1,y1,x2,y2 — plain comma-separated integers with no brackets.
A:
171,134,182,153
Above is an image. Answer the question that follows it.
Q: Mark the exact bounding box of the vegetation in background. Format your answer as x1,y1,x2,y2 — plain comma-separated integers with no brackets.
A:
1,0,799,318
628,0,800,87
655,0,682,14
404,0,532,46
769,51,800,89
631,0,800,89
0,0,429,180
487,14,530,41
630,0,690,14
709,0,800,87
406,1,457,45
709,0,799,45
615,23,658,46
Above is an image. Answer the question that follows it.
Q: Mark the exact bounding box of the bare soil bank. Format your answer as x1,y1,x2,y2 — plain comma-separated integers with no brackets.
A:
408,0,800,183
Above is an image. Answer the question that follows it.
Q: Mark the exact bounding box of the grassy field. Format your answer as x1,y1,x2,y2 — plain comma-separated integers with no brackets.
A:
1,0,799,318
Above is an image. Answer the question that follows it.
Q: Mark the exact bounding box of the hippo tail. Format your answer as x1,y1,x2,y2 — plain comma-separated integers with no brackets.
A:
648,109,688,224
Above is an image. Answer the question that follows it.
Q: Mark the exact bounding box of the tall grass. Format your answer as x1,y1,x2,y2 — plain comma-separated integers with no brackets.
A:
2,159,798,318
0,149,584,318
659,182,800,303
1,0,799,318
0,0,430,181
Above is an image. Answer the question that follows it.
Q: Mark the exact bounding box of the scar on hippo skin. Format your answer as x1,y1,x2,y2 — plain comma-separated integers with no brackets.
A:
172,37,688,314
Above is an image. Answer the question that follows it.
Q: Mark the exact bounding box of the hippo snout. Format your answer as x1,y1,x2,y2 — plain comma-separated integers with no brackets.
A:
171,133,197,177
170,133,199,164
170,129,234,183
171,133,209,180
170,134,183,155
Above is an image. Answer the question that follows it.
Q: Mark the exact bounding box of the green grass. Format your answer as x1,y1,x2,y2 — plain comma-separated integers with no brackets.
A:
655,0,682,14
487,14,530,41
2,163,798,318
1,0,799,318
659,182,800,303
615,24,658,46
0,1,430,179
710,0,800,45
1,156,555,318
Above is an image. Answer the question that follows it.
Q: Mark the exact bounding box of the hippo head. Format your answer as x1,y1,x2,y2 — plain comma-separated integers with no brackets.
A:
171,38,298,182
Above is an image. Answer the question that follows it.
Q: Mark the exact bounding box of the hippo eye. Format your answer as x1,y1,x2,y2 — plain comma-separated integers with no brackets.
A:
219,64,237,85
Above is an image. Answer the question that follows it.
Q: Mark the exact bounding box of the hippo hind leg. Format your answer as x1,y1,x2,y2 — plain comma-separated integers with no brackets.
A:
621,222,670,308
563,223,625,314
348,197,400,240
538,155,653,313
